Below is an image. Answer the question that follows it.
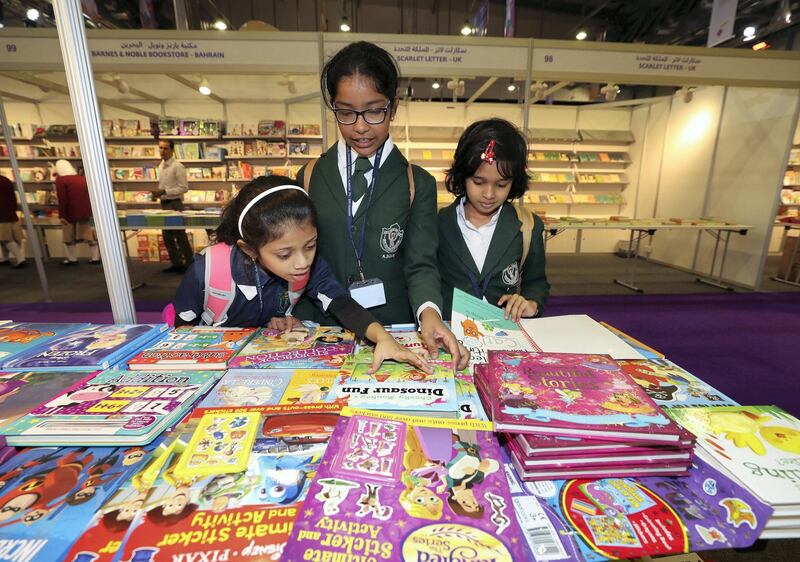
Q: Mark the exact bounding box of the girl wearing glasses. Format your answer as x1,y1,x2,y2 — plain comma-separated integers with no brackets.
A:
296,41,468,370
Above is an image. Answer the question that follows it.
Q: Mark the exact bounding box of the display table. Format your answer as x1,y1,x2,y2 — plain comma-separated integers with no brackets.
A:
543,219,751,292
772,222,800,287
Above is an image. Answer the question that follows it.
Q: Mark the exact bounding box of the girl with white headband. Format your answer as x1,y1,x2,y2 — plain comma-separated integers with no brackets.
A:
171,175,431,372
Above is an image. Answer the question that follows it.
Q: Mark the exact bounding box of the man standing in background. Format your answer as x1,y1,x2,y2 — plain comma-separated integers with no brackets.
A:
152,139,193,274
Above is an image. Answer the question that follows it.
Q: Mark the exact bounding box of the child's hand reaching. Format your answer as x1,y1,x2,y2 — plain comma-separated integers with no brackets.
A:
267,315,304,333
497,294,539,322
369,333,433,375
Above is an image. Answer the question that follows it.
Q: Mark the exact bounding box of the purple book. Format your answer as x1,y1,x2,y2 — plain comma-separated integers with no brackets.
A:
283,408,529,561
503,448,773,561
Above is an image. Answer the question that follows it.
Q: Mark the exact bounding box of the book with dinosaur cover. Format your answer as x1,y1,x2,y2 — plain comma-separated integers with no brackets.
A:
282,408,529,562
478,351,685,443
330,360,458,417
127,326,256,371
2,324,168,371
0,370,220,446
229,323,355,369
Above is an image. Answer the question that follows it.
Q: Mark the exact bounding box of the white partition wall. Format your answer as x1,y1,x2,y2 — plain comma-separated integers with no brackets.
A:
698,87,800,288
646,86,725,270
630,100,669,219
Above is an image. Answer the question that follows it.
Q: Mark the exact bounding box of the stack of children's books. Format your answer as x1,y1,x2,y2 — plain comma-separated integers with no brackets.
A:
1,323,168,371
229,322,356,369
476,350,694,480
127,326,256,370
668,404,800,538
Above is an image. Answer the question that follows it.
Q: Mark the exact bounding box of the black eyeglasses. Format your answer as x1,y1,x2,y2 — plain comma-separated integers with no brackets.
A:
332,104,391,125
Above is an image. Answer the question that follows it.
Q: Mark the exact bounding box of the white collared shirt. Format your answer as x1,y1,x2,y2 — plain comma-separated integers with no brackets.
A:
158,157,188,200
455,197,503,273
336,135,394,214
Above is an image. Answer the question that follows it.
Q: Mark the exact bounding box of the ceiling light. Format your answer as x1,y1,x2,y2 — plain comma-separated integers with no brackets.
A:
600,83,618,102
447,78,465,97
676,86,695,103
26,8,40,21
340,16,351,32
752,41,770,51
432,79,441,90
213,20,227,31
0,23,4,29
575,30,588,40
198,77,211,96
507,79,517,92
461,19,472,36
743,26,756,40
113,75,130,94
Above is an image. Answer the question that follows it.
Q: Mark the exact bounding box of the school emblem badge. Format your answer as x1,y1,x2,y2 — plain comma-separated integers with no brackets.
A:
501,261,520,286
380,222,404,258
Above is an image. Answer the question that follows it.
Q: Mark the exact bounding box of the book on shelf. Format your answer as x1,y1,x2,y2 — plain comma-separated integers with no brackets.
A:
257,120,286,137
502,449,772,561
229,323,355,369
0,369,221,446
478,350,686,443
127,326,256,371
0,442,163,562
330,359,459,417
282,407,529,562
116,403,340,562
287,123,321,136
1,323,168,372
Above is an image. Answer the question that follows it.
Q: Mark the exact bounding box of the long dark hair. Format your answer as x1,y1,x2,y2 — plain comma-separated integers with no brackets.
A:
445,118,529,201
214,176,317,249
321,41,400,109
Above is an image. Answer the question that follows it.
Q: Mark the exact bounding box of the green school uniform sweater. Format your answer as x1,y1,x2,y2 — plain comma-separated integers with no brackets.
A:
294,142,443,325
437,199,550,319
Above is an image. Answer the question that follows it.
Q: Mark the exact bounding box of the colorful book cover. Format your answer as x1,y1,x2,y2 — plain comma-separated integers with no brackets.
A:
599,322,664,360
0,371,95,430
330,361,459,415
127,327,256,370
451,288,536,366
1,324,168,372
278,370,339,405
196,369,292,409
618,359,738,408
0,323,88,365
482,351,683,443
502,449,772,561
666,405,800,510
0,370,220,446
0,442,156,562
117,403,340,562
514,433,695,459
282,408,529,562
229,324,355,369
456,365,489,421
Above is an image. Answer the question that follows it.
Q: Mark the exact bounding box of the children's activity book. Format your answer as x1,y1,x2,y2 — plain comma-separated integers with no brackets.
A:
330,360,458,416
283,407,529,562
0,370,220,446
228,323,355,369
279,370,339,405
0,322,88,366
196,369,292,409
481,351,684,443
1,324,168,371
116,403,341,562
667,405,800,512
618,359,738,408
502,450,772,561
0,442,158,562
451,288,536,365
0,370,92,430
127,326,256,370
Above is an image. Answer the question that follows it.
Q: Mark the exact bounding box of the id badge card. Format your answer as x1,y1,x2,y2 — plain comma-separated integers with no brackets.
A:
348,277,386,309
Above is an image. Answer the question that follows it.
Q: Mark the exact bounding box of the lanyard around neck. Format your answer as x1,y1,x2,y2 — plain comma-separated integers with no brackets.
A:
345,144,384,280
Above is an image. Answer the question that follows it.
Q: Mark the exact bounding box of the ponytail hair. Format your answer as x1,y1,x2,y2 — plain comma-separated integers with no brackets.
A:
214,176,317,249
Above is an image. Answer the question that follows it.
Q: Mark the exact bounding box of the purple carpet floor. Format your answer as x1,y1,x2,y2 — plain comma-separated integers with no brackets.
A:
2,292,798,416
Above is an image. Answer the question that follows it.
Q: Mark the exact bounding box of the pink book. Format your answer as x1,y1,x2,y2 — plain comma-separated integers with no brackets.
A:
506,437,693,470
482,351,684,443
508,449,691,481
514,432,695,458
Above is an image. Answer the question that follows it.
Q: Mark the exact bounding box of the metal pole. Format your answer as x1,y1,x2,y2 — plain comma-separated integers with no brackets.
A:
0,97,51,302
51,0,137,323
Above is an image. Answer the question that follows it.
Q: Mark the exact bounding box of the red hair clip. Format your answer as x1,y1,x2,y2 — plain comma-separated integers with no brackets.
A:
480,140,496,164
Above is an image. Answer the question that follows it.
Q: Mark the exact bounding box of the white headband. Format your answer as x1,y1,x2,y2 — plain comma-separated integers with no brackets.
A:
238,185,309,239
